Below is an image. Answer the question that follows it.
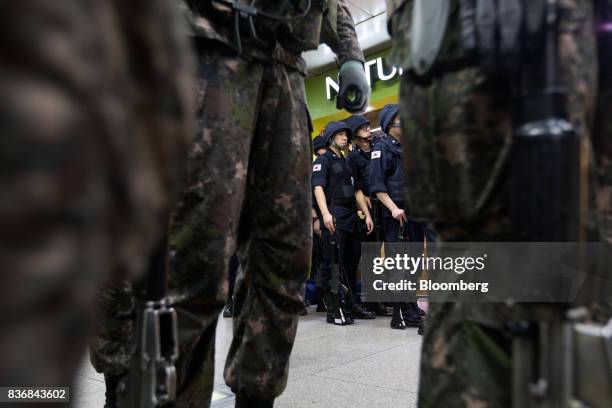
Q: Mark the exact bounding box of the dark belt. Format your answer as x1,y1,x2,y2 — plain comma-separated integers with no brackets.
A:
327,198,356,209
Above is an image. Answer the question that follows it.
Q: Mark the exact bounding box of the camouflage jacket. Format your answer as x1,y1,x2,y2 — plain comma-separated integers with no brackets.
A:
385,0,607,71
183,0,364,73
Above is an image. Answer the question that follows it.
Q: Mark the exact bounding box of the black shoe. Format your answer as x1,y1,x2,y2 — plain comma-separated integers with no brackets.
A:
348,303,376,319
235,395,274,408
404,316,423,327
300,306,308,316
365,302,388,316
390,312,407,330
104,374,123,408
327,306,354,325
418,322,424,336
304,299,311,307
316,302,327,313
401,304,424,327
222,302,233,318
409,301,426,317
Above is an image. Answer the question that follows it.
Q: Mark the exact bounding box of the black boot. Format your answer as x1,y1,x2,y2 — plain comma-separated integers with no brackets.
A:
365,302,388,316
314,286,326,312
409,301,426,317
235,395,274,408
390,306,406,330
324,291,353,325
104,374,123,408
418,321,425,336
345,299,375,319
400,303,423,327
327,305,354,325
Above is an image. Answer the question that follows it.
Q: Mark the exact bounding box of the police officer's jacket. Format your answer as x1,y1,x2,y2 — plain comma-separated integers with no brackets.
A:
369,135,405,204
346,145,372,197
312,150,361,233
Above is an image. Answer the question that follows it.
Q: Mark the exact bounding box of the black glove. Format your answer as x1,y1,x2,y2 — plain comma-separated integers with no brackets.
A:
336,60,370,113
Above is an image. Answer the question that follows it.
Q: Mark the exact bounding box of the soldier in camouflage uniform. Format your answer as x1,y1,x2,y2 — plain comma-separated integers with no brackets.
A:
0,0,194,391
386,0,608,406
169,1,366,407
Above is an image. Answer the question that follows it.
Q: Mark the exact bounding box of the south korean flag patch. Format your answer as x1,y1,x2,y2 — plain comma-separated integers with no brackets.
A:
313,164,322,172
371,151,381,159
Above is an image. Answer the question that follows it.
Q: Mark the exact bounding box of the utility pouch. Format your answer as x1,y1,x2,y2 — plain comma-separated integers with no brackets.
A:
409,0,450,76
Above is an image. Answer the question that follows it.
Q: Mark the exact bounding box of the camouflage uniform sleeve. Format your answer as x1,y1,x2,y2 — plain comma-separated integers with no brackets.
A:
321,0,365,64
386,0,414,69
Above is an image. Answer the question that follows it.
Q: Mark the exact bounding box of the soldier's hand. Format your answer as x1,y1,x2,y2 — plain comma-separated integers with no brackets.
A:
365,216,374,235
336,60,370,113
391,208,407,226
323,212,335,233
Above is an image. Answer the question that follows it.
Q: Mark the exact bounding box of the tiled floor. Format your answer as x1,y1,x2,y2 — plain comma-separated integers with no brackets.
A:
74,306,422,407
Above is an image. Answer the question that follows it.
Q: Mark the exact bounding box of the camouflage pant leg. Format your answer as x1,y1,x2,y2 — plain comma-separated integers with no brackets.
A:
169,43,310,405
89,280,134,376
594,85,612,245
0,1,122,387
167,42,264,407
223,60,311,399
419,302,512,408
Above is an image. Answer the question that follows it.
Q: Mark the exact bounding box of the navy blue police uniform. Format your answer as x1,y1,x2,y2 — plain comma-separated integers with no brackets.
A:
346,115,377,244
311,135,327,311
312,121,374,323
368,105,428,328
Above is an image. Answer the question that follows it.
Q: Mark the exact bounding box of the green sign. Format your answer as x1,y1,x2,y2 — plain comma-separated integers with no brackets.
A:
305,49,401,123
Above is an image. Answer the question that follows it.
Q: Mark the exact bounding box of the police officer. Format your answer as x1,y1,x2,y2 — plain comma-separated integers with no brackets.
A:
312,135,327,157
312,121,376,324
345,115,388,317
345,114,374,238
369,104,425,330
311,135,328,312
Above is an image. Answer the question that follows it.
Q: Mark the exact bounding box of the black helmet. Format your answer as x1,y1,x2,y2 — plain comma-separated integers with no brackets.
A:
344,114,370,137
322,121,351,145
312,135,326,152
379,104,400,133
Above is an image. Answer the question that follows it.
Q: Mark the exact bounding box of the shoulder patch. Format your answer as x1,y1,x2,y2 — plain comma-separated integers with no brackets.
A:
371,151,381,159
313,164,322,172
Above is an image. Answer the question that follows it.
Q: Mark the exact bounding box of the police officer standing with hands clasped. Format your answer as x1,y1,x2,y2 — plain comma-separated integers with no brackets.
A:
312,121,376,325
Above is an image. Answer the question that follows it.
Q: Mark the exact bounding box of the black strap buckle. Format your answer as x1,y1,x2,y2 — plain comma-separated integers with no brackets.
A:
212,0,268,55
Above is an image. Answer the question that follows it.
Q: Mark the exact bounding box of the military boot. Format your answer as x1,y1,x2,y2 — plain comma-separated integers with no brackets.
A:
408,301,426,317
400,303,424,327
418,320,425,336
365,302,389,316
324,291,353,325
390,305,406,330
344,296,375,319
315,286,327,312
103,373,123,408
235,395,274,408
